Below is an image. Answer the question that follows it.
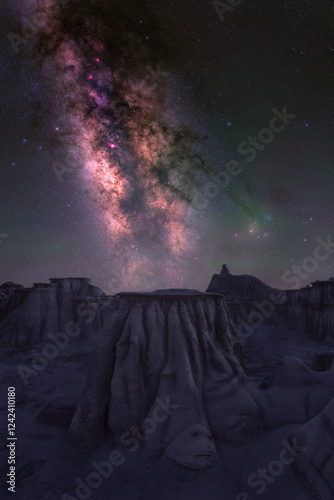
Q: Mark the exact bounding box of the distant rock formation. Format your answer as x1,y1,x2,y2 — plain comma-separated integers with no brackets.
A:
207,265,334,344
206,264,273,299
285,280,334,344
206,265,284,329
0,278,115,347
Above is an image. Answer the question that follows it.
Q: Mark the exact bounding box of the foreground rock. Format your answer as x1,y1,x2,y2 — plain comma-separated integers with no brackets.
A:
69,290,263,472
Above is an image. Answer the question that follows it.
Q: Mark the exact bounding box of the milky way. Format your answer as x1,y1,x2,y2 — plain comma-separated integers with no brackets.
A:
15,0,208,290
2,0,332,292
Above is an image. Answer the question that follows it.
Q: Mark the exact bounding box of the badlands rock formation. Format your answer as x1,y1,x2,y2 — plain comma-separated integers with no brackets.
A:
207,265,334,344
0,278,113,347
69,291,262,457
0,270,334,500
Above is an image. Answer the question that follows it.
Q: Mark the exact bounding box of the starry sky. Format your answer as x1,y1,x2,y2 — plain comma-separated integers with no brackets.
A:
0,0,333,293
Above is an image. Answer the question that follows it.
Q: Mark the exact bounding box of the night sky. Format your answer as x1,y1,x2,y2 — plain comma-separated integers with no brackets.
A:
0,0,333,293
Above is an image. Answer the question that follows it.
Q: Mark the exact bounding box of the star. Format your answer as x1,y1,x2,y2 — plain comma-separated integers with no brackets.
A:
2,0,331,294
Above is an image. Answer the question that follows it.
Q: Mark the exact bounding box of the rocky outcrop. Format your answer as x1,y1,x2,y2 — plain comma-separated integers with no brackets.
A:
69,291,263,469
284,280,334,344
0,278,115,347
206,264,273,299
207,266,334,344
252,356,334,429
206,265,285,328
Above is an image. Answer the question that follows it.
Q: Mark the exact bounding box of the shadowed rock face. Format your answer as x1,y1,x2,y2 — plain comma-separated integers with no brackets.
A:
69,291,263,470
284,281,334,344
292,397,334,500
0,281,24,320
279,297,334,344
252,356,334,429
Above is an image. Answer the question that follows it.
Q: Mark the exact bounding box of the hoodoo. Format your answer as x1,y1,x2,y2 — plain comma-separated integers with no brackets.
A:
69,290,263,468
